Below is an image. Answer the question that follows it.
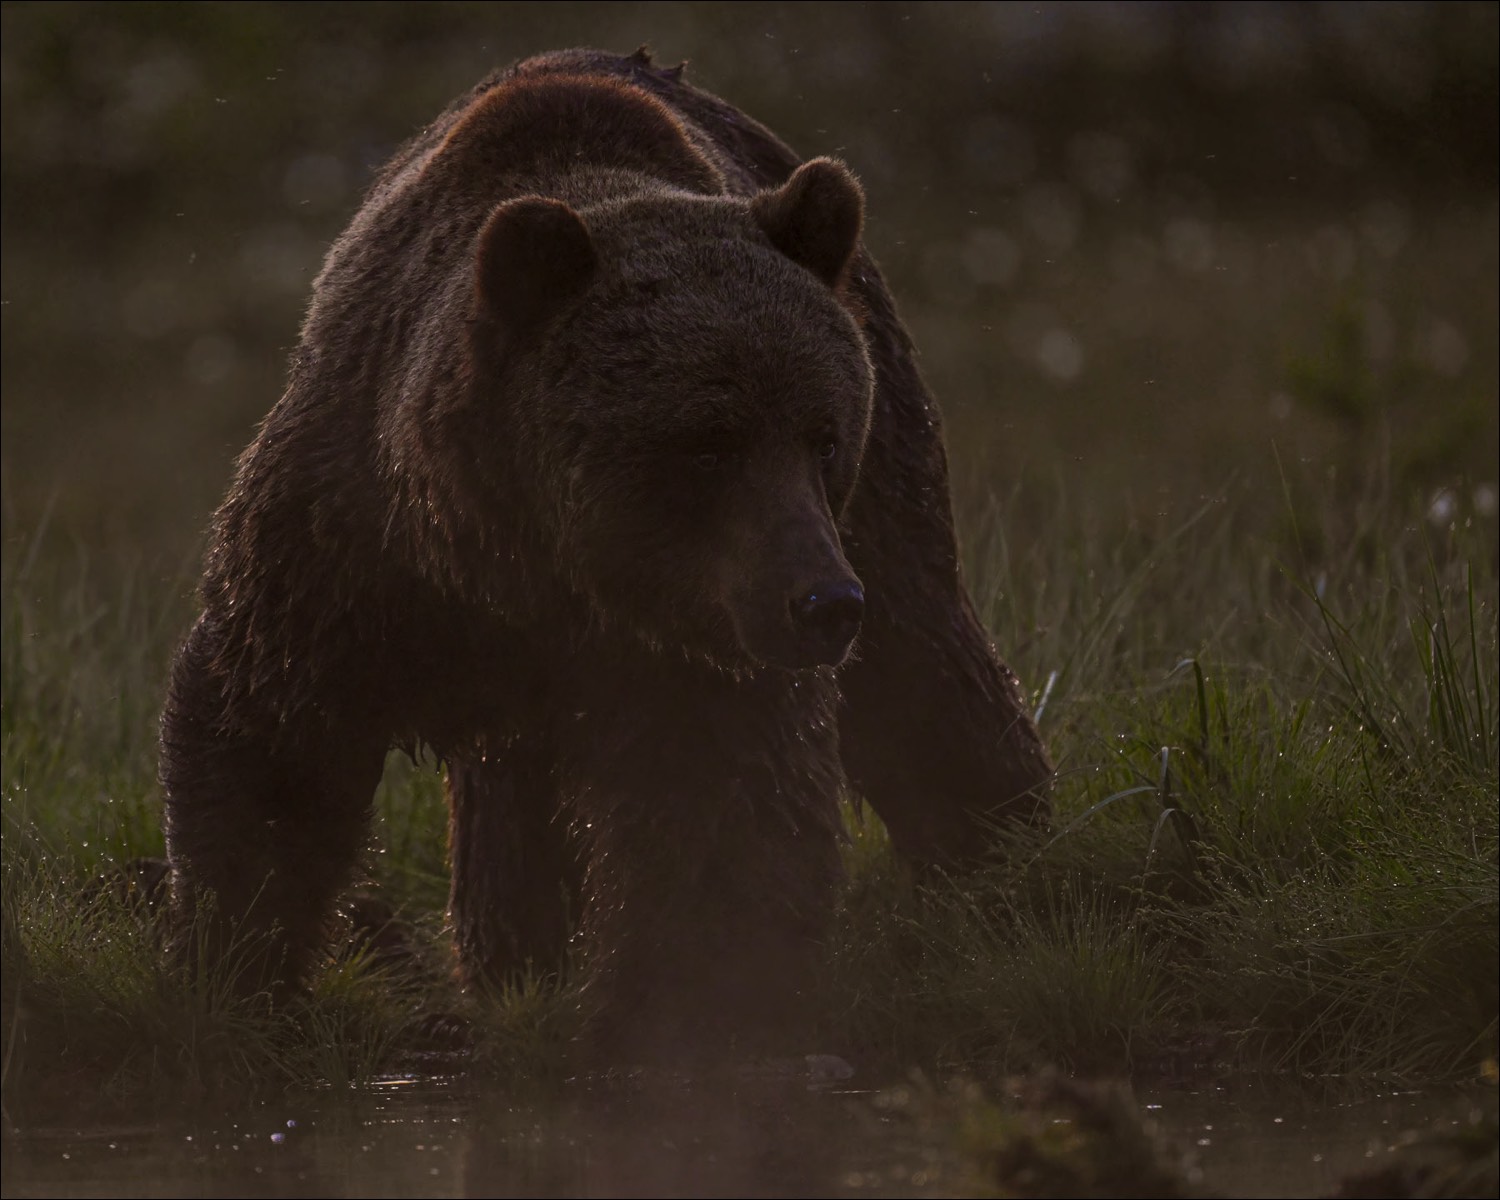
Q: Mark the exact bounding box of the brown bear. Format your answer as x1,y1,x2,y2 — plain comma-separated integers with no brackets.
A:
160,47,1051,1065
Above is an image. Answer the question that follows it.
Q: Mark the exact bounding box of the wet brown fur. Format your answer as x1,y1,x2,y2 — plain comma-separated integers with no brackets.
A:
160,47,1051,1066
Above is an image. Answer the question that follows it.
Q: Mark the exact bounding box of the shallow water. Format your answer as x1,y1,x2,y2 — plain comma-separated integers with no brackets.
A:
1140,1080,1481,1198
0,1070,1480,1199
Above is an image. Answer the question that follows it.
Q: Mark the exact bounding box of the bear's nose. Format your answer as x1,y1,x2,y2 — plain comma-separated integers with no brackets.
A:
790,578,865,664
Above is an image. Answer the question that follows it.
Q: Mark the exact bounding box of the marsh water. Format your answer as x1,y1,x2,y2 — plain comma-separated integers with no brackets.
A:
2,1069,1476,1199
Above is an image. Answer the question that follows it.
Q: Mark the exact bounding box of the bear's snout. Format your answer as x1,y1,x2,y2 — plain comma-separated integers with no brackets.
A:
724,560,865,670
790,578,864,666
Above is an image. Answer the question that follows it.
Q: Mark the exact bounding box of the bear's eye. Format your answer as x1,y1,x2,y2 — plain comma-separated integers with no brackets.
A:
818,438,838,462
695,452,721,471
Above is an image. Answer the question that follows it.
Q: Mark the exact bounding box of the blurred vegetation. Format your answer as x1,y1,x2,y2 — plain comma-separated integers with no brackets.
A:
2,2,1496,560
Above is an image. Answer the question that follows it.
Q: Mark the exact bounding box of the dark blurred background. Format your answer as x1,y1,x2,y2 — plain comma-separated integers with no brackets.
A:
3,1,1496,563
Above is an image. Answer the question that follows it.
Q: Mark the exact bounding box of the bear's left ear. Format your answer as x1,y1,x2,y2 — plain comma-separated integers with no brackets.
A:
474,196,597,340
751,158,864,289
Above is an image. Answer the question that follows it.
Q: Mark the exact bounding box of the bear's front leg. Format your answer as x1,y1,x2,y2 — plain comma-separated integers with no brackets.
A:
837,580,1052,865
160,615,387,997
560,653,846,1068
446,744,580,989
837,283,1052,863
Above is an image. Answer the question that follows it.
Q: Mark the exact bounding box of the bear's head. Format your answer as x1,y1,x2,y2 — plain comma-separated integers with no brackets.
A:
471,159,875,672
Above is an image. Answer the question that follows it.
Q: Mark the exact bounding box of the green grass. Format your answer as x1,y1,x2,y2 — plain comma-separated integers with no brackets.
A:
822,470,1497,1083
2,470,1496,1105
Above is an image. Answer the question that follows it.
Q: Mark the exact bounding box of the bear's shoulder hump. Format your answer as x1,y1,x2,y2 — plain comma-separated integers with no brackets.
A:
428,70,722,197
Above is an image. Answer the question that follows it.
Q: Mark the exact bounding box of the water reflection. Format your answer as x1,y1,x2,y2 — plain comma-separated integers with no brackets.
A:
1143,1080,1488,1199
2,1072,1485,1199
2,1073,930,1199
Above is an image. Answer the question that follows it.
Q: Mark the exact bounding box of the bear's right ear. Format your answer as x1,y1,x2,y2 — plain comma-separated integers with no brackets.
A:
474,197,597,340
